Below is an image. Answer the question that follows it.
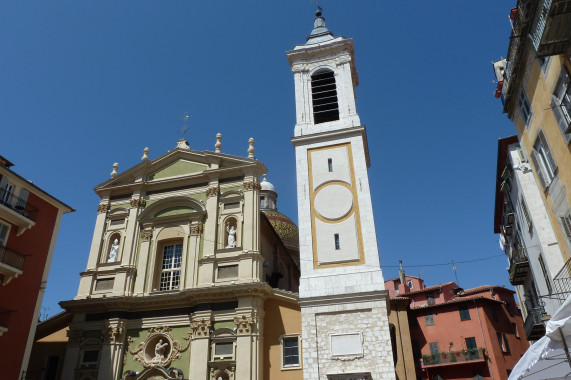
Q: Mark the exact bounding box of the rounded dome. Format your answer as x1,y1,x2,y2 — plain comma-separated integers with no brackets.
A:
262,210,299,251
260,175,275,192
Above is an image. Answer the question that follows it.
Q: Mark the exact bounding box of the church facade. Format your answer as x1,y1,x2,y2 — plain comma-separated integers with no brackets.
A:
44,9,402,380
58,138,303,380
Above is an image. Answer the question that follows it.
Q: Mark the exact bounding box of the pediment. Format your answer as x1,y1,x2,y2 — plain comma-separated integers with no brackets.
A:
95,144,263,192
147,159,208,181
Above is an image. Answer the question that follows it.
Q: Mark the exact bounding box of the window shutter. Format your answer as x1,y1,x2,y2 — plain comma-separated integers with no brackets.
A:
554,67,570,100
539,132,557,172
18,188,29,210
561,215,571,239
0,176,7,190
552,96,570,136
531,150,548,189
0,223,9,246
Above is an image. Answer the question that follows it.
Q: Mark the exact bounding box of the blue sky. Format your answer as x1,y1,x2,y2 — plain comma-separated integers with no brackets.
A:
0,1,517,317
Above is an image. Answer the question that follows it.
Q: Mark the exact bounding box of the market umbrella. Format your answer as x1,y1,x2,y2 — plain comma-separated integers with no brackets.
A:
509,295,571,380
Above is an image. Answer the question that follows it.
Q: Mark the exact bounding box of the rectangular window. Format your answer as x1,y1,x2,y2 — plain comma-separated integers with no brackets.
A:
551,66,571,142
407,280,413,289
425,313,434,326
465,337,479,359
513,323,520,338
45,355,59,380
503,333,510,353
213,341,234,360
282,336,301,368
426,293,435,306
429,342,440,364
491,306,498,321
538,254,552,294
0,221,9,246
334,233,340,250
561,214,571,240
497,332,510,353
159,243,182,291
518,90,533,126
459,306,471,321
328,158,333,172
531,131,557,188
520,196,532,232
81,350,99,364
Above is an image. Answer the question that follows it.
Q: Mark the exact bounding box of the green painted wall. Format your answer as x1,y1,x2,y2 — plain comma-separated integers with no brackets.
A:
123,326,191,374
154,205,195,218
110,203,130,211
148,160,207,181
213,321,236,330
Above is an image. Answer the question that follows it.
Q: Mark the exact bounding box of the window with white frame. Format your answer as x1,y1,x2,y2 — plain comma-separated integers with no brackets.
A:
0,221,9,246
518,90,533,126
551,66,571,142
531,131,557,189
520,196,532,232
159,243,182,291
281,335,301,368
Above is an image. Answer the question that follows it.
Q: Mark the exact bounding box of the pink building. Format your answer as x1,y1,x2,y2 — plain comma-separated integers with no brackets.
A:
385,275,529,380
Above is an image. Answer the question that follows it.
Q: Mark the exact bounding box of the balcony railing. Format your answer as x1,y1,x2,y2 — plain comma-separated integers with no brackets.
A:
524,306,547,340
0,245,25,271
422,348,486,366
0,188,38,222
553,259,571,302
509,246,530,285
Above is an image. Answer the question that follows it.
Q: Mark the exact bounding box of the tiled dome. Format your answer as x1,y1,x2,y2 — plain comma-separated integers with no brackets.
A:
262,210,299,251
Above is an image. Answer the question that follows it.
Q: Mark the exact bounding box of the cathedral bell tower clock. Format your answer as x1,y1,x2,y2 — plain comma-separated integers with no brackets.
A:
287,9,396,380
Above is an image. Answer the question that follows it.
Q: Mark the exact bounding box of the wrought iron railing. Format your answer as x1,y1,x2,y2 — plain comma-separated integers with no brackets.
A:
553,259,571,302
0,244,26,270
422,348,485,366
0,188,38,222
524,306,546,339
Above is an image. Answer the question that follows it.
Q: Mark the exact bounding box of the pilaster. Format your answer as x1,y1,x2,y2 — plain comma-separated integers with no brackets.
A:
98,319,126,380
190,312,212,380
61,328,82,379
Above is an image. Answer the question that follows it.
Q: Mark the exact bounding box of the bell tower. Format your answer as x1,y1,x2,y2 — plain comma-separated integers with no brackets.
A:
287,9,395,380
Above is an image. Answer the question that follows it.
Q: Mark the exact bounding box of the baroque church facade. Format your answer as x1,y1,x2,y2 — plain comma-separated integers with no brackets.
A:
50,9,399,380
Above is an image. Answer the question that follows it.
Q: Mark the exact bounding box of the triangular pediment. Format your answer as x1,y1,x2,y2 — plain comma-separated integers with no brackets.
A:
94,143,265,193
147,159,208,181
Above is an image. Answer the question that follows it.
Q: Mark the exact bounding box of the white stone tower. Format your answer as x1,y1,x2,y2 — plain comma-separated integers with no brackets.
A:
287,9,396,380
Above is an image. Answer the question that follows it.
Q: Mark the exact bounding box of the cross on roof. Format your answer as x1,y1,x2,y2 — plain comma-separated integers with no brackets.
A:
180,111,190,139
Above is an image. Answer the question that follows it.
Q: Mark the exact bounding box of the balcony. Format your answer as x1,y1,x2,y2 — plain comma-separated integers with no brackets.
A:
0,188,37,235
509,246,530,285
553,259,571,302
535,0,571,57
525,306,547,340
422,348,486,367
0,244,26,285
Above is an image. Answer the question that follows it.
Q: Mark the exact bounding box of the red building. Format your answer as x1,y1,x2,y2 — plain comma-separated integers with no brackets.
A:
0,155,73,380
385,275,529,380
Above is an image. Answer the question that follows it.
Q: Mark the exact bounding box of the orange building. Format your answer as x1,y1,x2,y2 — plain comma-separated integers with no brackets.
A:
385,275,529,380
0,155,73,380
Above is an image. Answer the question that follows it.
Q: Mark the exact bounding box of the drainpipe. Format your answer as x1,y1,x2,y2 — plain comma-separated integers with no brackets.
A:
475,301,495,380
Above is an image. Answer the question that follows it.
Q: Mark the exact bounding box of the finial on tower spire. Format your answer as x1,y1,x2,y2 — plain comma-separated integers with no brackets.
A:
306,4,334,45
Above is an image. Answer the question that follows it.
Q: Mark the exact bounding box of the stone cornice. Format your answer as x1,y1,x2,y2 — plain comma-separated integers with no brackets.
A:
298,289,389,308
80,265,137,277
60,283,275,313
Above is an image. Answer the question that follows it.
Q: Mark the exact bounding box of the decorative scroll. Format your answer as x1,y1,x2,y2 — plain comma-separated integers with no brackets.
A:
67,329,83,346
234,314,254,335
190,224,204,236
127,326,191,369
141,230,153,242
190,318,211,338
210,366,235,380
243,181,261,192
97,203,109,214
102,323,125,344
130,198,147,208
206,186,219,198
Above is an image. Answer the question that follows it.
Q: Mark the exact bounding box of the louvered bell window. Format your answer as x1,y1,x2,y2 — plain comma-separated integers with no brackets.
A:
311,70,339,124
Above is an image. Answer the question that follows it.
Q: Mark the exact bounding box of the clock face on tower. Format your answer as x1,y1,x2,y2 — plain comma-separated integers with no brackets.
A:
307,143,365,268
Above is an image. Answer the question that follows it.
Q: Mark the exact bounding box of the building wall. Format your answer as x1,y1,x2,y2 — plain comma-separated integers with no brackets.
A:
0,180,68,380
512,53,571,276
263,298,302,380
26,327,69,380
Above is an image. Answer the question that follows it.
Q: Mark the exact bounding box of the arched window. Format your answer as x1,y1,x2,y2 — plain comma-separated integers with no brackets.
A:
311,69,339,124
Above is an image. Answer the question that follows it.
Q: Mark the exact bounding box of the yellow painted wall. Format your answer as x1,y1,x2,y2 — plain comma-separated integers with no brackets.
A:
263,298,302,380
389,301,416,380
519,53,571,265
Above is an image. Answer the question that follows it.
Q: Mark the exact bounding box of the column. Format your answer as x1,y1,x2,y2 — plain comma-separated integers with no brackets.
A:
189,312,212,380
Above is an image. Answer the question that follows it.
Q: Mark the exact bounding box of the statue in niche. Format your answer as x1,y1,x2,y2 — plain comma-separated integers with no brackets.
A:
152,339,169,362
108,239,119,262
226,223,236,248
